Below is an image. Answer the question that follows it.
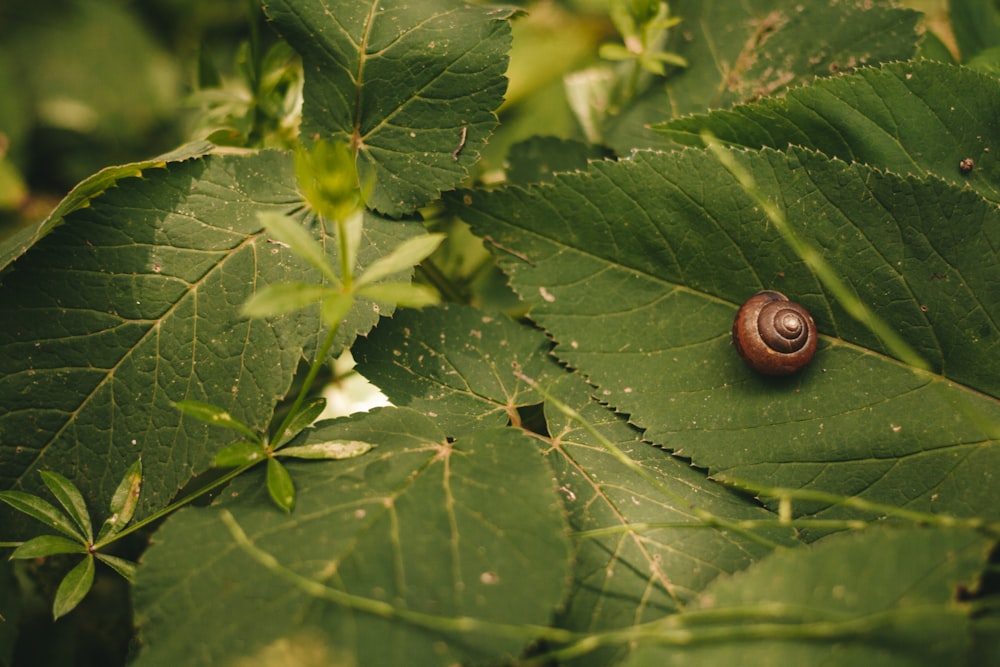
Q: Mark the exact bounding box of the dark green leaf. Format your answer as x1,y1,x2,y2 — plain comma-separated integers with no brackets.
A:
266,458,295,512
0,491,84,542
52,556,95,620
39,470,93,542
263,0,517,215
654,61,1000,203
132,408,572,667
10,535,86,559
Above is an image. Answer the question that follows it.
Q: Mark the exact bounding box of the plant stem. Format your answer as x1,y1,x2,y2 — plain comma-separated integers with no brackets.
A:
272,319,341,448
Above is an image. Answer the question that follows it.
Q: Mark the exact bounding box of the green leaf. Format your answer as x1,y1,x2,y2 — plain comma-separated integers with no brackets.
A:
52,555,95,620
320,292,356,328
95,553,137,583
276,440,374,460
266,458,295,512
263,0,517,215
451,147,1000,524
133,408,571,667
1,151,427,535
213,441,267,468
39,471,93,543
273,397,327,449
97,458,143,542
357,283,440,309
622,527,992,665
0,491,84,542
603,1,920,152
242,283,336,319
174,400,260,441
10,535,86,559
256,211,339,285
355,234,446,289
654,61,1000,203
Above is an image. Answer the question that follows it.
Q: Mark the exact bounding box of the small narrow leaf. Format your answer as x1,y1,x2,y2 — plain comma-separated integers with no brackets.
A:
213,440,267,468
257,211,340,285
266,458,295,512
276,440,374,460
274,397,328,449
39,471,93,543
320,292,355,328
52,556,95,620
97,458,143,542
242,283,335,319
174,400,260,441
10,535,87,559
354,233,446,288
95,553,137,583
358,283,440,309
0,491,85,541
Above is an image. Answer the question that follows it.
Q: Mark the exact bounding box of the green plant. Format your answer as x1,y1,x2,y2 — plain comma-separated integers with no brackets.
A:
2,0,1000,665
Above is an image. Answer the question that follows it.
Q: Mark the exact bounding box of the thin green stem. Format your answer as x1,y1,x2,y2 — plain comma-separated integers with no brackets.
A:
272,320,341,448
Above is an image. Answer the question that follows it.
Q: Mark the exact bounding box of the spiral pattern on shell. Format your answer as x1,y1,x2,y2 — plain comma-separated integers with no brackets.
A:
732,291,817,375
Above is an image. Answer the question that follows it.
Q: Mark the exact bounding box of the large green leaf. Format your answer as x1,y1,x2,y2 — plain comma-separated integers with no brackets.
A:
263,0,516,216
0,150,424,535
132,407,571,667
655,61,1000,203
355,304,801,665
450,147,1000,524
621,527,992,666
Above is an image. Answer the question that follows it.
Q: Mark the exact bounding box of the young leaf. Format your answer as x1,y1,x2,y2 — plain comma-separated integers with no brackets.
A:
97,458,143,542
10,535,87,559
95,553,137,583
276,440,374,460
274,396,327,449
266,458,295,512
257,210,339,285
39,471,93,542
354,233,445,289
212,440,267,468
0,491,85,542
357,283,440,309
52,555,95,620
242,283,335,319
174,400,260,441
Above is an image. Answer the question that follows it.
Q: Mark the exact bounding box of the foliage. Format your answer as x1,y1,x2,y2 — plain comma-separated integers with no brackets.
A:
2,0,1000,665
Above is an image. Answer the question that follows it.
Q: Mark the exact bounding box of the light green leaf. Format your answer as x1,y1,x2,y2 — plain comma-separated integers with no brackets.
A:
276,440,374,460
174,400,259,441
132,408,572,667
654,61,1000,203
266,458,295,512
355,234,446,289
213,441,267,468
256,211,339,285
451,147,1000,524
357,283,440,309
98,458,143,542
320,292,356,328
95,553,137,583
39,471,93,542
242,283,336,319
52,555,95,620
0,491,84,542
10,535,86,559
274,397,327,449
263,0,517,215
622,527,991,666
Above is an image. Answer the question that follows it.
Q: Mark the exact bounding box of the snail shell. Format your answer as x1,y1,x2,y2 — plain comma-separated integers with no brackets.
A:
732,291,817,375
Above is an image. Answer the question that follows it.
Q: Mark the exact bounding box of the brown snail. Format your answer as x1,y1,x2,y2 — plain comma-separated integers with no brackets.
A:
732,291,817,375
